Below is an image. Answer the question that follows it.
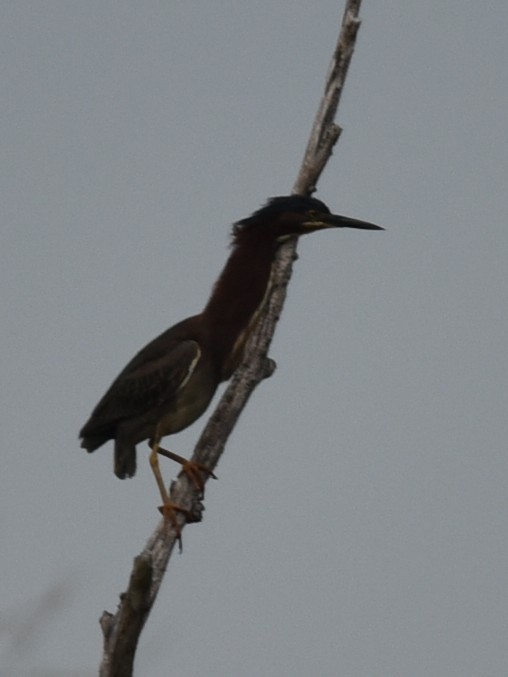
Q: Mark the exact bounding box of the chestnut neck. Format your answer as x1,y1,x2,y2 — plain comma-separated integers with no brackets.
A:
202,233,278,358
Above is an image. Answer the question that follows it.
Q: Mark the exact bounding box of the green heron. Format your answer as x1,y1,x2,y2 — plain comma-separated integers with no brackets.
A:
80,195,382,529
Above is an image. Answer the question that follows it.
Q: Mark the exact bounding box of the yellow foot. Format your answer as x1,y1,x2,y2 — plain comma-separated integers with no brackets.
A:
158,501,194,552
157,446,217,492
180,459,217,492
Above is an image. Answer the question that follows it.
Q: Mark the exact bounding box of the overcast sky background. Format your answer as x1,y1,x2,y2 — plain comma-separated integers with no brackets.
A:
1,2,507,676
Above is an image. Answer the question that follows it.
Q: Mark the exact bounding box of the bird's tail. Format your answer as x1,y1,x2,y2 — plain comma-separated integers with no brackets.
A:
114,440,137,479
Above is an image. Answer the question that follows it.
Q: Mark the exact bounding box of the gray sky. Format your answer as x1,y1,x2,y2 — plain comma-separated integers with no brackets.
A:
2,2,508,675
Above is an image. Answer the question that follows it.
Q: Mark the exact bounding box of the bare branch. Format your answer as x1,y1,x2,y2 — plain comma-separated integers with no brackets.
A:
99,2,364,674
294,0,362,194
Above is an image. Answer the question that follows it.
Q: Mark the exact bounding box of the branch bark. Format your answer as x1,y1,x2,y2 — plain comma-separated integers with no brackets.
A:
99,2,363,674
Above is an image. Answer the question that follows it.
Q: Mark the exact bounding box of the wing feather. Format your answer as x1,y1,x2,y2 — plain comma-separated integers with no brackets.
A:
80,318,202,446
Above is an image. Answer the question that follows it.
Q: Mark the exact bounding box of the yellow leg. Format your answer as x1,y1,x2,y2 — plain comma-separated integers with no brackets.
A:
149,439,171,505
149,438,191,550
157,445,217,492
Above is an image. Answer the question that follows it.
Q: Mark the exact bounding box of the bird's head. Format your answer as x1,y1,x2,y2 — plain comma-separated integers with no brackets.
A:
232,195,383,244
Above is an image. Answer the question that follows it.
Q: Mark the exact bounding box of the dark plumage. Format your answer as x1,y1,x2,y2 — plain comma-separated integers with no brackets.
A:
80,195,382,497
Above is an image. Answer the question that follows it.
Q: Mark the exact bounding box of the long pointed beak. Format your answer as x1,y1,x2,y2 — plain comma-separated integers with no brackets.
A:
323,213,384,230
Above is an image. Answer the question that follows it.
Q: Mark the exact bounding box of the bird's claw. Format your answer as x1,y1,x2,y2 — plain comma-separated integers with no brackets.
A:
156,445,216,493
180,459,217,493
158,501,194,552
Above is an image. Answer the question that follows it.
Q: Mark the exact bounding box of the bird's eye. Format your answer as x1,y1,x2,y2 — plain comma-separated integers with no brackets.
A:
306,210,319,220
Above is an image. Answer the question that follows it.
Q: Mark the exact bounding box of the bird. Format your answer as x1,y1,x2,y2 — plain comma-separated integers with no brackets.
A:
80,195,383,532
